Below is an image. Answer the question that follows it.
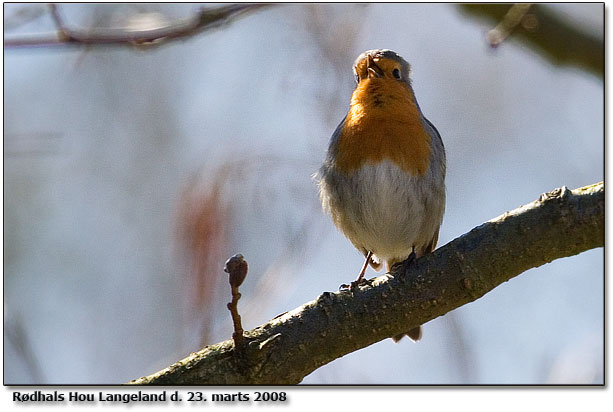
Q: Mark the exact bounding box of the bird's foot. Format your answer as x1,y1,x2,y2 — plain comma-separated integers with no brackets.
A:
339,277,368,291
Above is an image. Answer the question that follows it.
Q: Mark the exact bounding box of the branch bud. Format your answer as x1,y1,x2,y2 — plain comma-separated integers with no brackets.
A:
224,254,248,288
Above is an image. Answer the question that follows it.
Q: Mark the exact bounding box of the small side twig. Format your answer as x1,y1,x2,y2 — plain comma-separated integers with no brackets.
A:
459,4,603,78
48,3,72,42
487,3,533,47
224,254,249,347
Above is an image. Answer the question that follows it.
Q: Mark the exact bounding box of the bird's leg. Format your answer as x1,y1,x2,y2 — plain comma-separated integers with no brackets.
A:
355,251,372,283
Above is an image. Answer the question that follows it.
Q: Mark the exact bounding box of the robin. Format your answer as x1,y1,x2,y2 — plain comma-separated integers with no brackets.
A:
317,49,446,342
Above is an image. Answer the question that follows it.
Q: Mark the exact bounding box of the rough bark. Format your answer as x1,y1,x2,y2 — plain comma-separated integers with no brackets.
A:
129,182,604,385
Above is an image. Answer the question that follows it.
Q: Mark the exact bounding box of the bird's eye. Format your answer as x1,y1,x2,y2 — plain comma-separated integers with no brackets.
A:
392,68,401,79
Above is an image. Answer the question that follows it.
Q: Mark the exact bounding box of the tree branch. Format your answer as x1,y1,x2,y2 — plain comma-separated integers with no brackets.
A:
129,182,603,384
3,3,272,49
459,4,603,78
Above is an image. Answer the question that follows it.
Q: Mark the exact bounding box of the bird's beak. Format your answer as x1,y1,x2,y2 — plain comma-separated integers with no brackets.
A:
366,56,384,78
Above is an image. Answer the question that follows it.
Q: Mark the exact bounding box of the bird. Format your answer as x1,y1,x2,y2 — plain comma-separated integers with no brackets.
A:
317,49,446,342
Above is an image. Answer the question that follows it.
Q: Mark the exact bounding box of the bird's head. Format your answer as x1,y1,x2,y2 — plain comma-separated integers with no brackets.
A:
352,49,411,84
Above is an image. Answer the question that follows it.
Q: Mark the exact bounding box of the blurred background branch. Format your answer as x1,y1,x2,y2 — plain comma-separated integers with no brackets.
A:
5,314,45,383
3,4,48,30
3,3,272,48
4,3,602,81
459,4,603,78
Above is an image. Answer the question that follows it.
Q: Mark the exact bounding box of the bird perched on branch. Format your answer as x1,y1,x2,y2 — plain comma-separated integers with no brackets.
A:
318,49,446,342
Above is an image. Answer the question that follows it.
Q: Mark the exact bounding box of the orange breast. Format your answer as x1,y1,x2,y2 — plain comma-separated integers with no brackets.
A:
335,78,431,176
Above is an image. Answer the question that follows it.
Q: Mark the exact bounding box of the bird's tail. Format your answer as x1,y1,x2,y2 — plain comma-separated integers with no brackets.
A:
387,253,423,343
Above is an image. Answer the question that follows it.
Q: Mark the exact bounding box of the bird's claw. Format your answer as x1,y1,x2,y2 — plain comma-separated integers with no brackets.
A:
339,277,368,291
350,279,363,290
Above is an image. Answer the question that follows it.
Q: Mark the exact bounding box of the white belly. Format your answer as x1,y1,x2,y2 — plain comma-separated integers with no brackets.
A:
320,160,445,263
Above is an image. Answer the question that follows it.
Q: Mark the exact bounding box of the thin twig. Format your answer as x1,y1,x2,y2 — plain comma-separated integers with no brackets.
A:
487,4,533,47
4,4,273,49
228,286,244,346
48,3,72,41
224,254,249,348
